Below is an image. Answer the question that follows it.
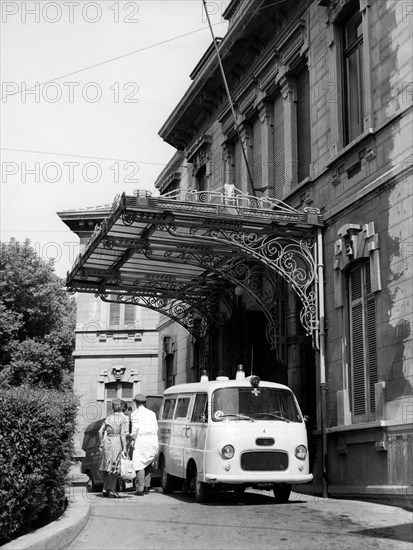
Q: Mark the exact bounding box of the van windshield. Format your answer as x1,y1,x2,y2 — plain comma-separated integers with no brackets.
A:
211,387,302,423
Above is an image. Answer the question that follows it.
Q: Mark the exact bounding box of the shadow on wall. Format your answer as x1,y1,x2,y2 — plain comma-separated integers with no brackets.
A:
376,2,412,405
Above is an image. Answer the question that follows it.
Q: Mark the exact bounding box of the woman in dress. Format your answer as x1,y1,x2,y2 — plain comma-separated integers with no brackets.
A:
98,398,127,497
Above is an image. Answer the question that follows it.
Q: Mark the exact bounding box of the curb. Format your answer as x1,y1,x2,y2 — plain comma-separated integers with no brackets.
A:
1,487,91,550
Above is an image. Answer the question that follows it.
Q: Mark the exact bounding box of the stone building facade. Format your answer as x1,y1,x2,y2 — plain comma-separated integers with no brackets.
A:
58,207,160,458
152,0,413,504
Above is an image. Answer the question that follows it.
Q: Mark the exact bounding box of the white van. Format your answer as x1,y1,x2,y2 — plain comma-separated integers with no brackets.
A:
158,370,312,503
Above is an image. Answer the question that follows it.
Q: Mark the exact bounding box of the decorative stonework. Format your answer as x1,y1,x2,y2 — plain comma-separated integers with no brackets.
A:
280,76,297,102
96,367,141,401
333,221,381,307
186,134,212,163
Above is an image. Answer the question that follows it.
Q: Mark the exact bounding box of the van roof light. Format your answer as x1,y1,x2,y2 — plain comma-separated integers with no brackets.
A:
235,364,245,380
250,375,260,387
200,369,209,382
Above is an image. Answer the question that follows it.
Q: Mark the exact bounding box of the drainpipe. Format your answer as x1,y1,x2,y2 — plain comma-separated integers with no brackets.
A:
317,227,328,499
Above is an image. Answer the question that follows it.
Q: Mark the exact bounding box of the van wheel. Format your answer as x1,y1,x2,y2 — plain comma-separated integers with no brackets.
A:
193,467,209,503
160,461,176,494
273,483,291,503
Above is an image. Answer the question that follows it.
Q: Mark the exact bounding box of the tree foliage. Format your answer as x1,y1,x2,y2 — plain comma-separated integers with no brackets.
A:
0,238,76,390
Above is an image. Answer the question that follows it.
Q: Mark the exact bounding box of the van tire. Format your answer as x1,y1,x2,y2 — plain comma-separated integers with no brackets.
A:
193,468,209,503
273,483,291,503
160,460,176,494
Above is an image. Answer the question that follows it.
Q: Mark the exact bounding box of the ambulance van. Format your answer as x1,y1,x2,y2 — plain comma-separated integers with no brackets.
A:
158,369,312,503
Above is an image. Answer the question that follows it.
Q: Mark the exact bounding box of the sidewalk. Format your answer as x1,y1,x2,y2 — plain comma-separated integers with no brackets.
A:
2,488,412,550
1,486,91,550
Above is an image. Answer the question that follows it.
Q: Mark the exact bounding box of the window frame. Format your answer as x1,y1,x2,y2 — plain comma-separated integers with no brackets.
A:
191,393,208,423
174,396,192,420
342,5,365,144
108,300,137,329
162,397,177,420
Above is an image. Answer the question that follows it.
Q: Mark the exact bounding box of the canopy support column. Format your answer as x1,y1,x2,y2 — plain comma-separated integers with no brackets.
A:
317,227,328,499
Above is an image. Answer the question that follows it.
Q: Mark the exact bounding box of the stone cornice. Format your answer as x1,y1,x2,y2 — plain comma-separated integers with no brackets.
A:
159,1,309,151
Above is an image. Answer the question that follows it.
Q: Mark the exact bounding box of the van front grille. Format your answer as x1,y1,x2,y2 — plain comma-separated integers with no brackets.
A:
241,451,288,471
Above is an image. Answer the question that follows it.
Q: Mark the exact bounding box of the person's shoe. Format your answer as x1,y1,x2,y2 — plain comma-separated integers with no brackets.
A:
108,491,120,498
144,487,150,493
102,491,108,498
134,491,145,496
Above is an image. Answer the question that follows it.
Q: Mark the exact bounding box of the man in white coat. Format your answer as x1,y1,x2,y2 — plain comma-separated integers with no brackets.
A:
130,394,159,495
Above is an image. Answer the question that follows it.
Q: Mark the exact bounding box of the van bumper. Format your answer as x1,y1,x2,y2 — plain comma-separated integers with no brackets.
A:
205,473,313,485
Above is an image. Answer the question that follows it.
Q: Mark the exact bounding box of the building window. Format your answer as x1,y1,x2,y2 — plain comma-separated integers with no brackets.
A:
162,179,180,196
105,381,133,416
296,66,311,182
234,137,243,189
342,3,364,144
251,116,262,194
272,93,285,199
165,355,175,388
348,261,378,421
162,335,176,388
195,164,207,192
109,300,136,328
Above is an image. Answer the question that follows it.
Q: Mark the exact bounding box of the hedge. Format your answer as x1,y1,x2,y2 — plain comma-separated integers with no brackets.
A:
0,385,78,545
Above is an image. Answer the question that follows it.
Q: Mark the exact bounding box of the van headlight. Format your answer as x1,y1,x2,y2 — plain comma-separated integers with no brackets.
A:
295,445,307,460
221,444,235,459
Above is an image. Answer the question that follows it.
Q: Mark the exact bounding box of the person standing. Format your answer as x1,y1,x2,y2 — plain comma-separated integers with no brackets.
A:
130,394,159,496
98,399,127,498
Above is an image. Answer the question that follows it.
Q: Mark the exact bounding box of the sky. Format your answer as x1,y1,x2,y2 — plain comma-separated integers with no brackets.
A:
1,0,229,277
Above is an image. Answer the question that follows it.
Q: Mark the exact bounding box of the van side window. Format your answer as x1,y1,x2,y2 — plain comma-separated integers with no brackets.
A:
175,397,191,419
162,398,176,420
191,393,208,422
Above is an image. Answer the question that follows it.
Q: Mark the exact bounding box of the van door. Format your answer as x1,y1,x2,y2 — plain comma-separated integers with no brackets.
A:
184,393,208,480
168,395,192,479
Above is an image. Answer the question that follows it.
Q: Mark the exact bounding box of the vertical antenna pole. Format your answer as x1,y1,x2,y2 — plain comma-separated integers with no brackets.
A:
201,0,256,195
251,347,254,376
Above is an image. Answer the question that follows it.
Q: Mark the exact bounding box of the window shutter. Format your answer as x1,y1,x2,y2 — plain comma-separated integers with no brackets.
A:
272,94,284,199
124,303,135,326
351,302,366,415
349,261,378,421
350,264,366,416
297,67,311,182
109,302,121,326
252,117,262,193
367,297,378,413
350,263,362,300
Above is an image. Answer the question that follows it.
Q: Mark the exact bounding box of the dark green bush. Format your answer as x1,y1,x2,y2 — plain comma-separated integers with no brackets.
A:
0,385,78,544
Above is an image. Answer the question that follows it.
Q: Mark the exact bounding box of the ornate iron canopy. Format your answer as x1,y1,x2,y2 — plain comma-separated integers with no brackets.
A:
66,187,323,348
